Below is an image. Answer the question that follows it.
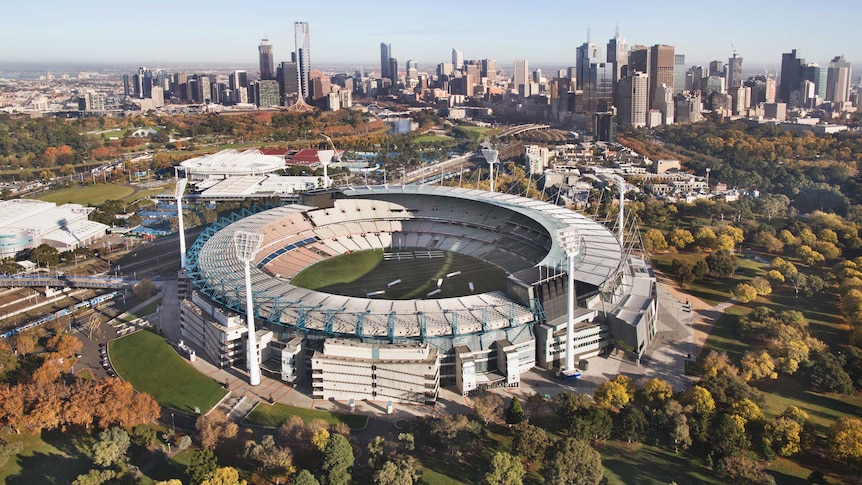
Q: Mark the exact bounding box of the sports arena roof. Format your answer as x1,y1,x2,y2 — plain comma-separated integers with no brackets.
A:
178,149,285,179
186,185,624,344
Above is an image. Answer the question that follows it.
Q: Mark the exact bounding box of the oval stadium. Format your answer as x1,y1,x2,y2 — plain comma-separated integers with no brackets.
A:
179,185,657,404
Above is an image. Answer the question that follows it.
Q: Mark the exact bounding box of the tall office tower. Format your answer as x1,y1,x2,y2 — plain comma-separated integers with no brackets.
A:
482,59,497,83
229,70,248,91
437,62,454,77
259,38,274,80
514,59,529,94
576,34,599,91
727,53,743,89
708,60,725,78
686,66,703,92
649,45,675,109
380,43,391,79
452,48,464,71
779,49,804,104
628,46,649,76
277,61,299,104
194,75,211,104
826,55,852,103
122,74,131,97
803,64,827,100
654,84,674,124
133,67,146,98
464,61,481,94
388,58,398,85
294,22,311,100
606,29,628,86
617,71,648,127
673,54,686,94
406,59,418,80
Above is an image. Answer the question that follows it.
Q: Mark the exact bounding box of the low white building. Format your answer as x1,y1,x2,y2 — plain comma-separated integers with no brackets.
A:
0,199,108,258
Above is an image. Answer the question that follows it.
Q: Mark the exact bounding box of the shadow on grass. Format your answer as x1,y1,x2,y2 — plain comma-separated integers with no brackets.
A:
754,378,862,435
6,450,91,485
598,441,722,485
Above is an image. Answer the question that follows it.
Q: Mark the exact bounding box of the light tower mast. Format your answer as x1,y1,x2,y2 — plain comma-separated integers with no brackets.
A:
556,227,582,374
481,148,499,193
174,178,188,269
616,176,625,243
233,231,264,386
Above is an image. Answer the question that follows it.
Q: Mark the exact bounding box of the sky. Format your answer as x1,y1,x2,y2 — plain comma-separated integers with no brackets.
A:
2,0,860,73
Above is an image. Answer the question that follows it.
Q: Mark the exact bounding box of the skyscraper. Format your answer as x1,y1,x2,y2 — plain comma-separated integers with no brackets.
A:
482,59,497,83
826,55,852,103
294,22,311,100
452,49,464,71
514,59,529,94
259,38,274,80
628,46,649,76
576,35,599,91
617,71,648,128
673,54,686,94
649,45,675,109
803,64,827,100
277,61,299,104
380,43,391,80
779,49,804,104
607,29,628,86
727,53,743,90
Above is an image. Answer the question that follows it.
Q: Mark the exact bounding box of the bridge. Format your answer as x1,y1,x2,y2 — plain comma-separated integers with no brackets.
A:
0,274,137,289
498,124,551,137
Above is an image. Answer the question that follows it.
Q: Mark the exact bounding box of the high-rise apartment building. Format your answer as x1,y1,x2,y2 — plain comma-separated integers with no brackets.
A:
708,60,725,78
255,80,280,107
649,44,675,109
277,61,299,104
259,38,274,80
229,70,248,91
826,55,852,103
617,71,648,128
388,58,398,85
380,43,391,80
294,22,311,100
779,49,804,104
727,54,743,89
514,59,529,94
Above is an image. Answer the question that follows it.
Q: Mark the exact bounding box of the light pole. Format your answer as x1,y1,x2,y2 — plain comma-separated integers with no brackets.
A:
171,413,175,432
234,230,264,386
481,149,499,193
556,227,581,374
317,149,334,189
705,167,711,193
174,178,188,269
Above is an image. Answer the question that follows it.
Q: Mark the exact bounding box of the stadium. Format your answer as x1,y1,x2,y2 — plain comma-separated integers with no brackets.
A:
179,185,657,404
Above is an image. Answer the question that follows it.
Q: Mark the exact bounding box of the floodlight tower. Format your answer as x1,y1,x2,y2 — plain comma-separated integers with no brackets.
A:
616,176,625,243
174,178,188,269
481,148,499,193
233,230,264,386
556,227,581,374
317,149,334,189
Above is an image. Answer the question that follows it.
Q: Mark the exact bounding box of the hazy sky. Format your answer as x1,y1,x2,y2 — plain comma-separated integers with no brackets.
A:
2,0,860,72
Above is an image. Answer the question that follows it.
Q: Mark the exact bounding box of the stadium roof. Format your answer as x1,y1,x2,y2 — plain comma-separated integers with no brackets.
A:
178,149,285,177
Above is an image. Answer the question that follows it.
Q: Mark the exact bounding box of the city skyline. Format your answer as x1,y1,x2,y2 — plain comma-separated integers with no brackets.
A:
2,0,860,71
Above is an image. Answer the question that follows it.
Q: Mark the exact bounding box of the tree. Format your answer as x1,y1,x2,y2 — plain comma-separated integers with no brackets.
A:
10,330,37,357
715,234,736,252
671,259,695,286
293,470,320,485
374,458,420,485
73,469,117,485
0,438,23,467
615,407,647,444
764,270,785,285
31,243,59,267
367,436,387,469
740,351,776,381
594,376,634,409
483,452,525,485
749,277,772,296
669,228,695,250
706,250,737,278
91,427,130,467
554,392,591,419
797,245,825,266
506,395,525,425
472,393,504,426
828,417,862,465
510,422,549,465
133,278,157,300
771,257,797,277
804,350,854,394
694,227,717,250
187,448,219,485
243,435,295,481
397,433,415,454
719,455,776,485
542,437,603,485
322,433,354,485
643,229,668,252
638,378,674,406
693,258,710,278
196,411,238,449
200,467,247,485
710,413,749,459
732,283,758,303
763,416,803,457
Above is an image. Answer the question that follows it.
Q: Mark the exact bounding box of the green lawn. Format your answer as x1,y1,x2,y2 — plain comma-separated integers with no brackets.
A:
291,249,506,300
699,304,750,361
38,183,135,205
755,377,862,436
109,330,227,413
117,298,161,323
0,429,96,484
651,252,766,306
599,441,724,485
411,134,455,144
124,185,172,203
243,402,368,429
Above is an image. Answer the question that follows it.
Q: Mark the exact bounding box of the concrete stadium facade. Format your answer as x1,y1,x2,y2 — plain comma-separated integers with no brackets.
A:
179,185,657,404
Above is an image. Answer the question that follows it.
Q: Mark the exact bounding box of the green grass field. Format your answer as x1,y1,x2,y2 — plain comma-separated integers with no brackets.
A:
291,249,506,300
0,429,96,484
38,183,135,205
599,441,724,485
411,134,455,144
109,330,227,413
651,252,766,306
243,402,368,429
